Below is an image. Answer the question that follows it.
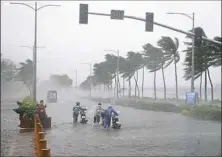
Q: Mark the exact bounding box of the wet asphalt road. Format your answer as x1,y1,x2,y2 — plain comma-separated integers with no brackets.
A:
1,101,36,156
45,97,221,156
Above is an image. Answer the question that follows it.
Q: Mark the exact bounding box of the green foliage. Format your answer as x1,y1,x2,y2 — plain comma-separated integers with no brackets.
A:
142,43,164,72
192,105,221,121
157,36,180,68
13,96,38,120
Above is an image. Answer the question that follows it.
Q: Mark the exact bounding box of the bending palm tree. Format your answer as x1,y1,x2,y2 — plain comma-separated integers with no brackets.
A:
157,36,180,99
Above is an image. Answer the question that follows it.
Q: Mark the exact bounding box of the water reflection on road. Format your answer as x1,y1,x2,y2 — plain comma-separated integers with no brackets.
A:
45,97,221,156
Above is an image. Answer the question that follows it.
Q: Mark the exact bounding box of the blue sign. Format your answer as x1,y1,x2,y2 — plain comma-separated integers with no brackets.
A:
185,92,197,105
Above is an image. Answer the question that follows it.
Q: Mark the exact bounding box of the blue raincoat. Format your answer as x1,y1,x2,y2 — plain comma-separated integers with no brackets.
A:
103,106,118,128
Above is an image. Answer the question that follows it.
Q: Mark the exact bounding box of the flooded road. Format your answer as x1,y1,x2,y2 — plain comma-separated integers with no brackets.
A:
45,97,221,156
1,102,34,156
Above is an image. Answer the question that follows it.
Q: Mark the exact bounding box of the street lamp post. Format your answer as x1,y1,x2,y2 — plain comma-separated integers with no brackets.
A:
167,12,195,93
104,49,120,100
10,2,61,102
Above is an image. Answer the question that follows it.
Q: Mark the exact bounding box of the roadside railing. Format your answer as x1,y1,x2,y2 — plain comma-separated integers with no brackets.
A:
34,114,51,157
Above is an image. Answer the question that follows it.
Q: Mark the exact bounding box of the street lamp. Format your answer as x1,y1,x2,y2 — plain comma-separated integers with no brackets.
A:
104,49,120,99
166,12,195,93
10,2,61,102
81,63,92,97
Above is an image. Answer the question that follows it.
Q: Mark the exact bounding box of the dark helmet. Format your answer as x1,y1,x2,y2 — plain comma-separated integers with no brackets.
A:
76,102,80,106
98,102,102,106
40,100,44,103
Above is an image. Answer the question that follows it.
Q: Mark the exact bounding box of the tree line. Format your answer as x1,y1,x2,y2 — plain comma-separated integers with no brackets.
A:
80,27,221,101
1,56,73,95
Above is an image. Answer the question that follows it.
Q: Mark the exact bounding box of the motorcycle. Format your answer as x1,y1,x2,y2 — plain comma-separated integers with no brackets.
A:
112,114,121,129
79,107,88,124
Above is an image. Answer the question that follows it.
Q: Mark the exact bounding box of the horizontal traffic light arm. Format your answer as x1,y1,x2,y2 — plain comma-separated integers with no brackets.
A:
88,11,221,46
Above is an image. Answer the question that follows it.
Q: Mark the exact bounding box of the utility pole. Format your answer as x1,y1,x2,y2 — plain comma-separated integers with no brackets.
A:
10,2,61,102
167,12,195,93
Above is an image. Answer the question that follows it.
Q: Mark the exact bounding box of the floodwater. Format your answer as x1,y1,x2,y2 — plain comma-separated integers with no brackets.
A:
1,95,221,156
45,96,221,156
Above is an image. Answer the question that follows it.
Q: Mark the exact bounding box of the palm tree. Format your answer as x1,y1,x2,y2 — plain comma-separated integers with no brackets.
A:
125,51,144,98
183,27,221,101
143,43,166,100
119,55,135,98
14,59,33,95
157,36,180,99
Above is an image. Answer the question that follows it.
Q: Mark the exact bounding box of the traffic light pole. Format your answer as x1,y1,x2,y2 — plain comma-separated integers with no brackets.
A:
88,12,222,45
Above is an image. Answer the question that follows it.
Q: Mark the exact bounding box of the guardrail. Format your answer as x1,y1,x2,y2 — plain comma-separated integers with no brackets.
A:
34,114,51,157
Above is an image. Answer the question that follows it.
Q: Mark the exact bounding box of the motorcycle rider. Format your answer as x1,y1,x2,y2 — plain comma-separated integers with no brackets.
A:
73,102,83,122
93,103,104,124
103,105,118,129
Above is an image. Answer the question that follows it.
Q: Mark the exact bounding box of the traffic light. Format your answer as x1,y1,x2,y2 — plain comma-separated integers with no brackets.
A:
194,27,203,47
79,4,88,24
145,12,154,32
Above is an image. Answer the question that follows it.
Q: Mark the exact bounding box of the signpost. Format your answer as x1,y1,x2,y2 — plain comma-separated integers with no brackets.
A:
185,92,198,105
111,10,124,20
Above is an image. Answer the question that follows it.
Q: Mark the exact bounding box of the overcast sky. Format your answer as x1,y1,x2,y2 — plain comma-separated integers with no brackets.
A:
1,1,221,88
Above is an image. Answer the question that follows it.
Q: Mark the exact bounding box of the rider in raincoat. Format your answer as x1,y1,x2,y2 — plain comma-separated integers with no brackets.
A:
103,105,118,129
73,102,83,122
93,103,104,124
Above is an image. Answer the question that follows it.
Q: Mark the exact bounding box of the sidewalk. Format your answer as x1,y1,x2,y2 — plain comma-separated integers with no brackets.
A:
7,129,35,156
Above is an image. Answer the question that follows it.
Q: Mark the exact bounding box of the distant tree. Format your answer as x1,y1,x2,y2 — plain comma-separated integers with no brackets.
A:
50,74,73,87
14,59,33,95
1,57,17,92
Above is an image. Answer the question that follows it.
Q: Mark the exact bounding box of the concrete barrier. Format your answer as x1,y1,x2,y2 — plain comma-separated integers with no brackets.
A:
34,114,51,157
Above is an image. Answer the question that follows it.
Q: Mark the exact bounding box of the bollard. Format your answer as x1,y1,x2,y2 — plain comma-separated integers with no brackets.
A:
42,149,50,157
37,132,45,156
39,139,47,156
33,114,51,157
36,123,42,155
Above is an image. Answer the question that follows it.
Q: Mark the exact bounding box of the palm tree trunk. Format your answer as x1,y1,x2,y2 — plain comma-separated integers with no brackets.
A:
123,77,125,97
118,75,121,96
114,77,117,98
207,68,214,101
134,74,137,97
128,77,131,98
154,71,157,100
199,73,202,100
134,72,140,98
161,65,166,100
142,66,144,98
204,69,208,102
173,57,178,99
